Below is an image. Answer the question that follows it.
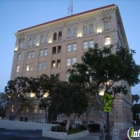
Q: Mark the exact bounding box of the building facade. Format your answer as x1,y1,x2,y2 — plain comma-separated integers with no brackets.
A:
9,4,132,129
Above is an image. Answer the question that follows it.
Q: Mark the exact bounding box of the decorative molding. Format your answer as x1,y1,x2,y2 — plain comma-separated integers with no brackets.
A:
15,5,117,36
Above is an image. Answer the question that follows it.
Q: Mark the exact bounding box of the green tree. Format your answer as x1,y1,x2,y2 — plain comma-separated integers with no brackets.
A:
68,44,140,139
30,74,58,123
51,81,88,131
132,94,140,103
5,77,32,120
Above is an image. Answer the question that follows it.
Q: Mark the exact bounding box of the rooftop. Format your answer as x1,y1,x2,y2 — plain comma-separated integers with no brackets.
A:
18,4,116,33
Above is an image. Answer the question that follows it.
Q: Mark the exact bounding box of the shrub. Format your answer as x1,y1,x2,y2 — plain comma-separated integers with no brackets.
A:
88,123,100,132
51,126,66,132
77,125,87,130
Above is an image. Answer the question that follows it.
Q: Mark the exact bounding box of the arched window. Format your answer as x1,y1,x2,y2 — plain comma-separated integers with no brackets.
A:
58,31,62,40
33,38,36,46
83,26,87,35
19,42,23,48
28,38,32,46
45,35,48,43
40,36,44,44
73,28,77,37
67,29,72,38
53,32,57,41
89,24,93,33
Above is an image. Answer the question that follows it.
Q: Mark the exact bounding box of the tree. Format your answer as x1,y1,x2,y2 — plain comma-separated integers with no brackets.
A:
51,81,88,131
132,94,140,104
5,77,32,120
68,44,140,139
0,93,7,118
30,74,58,123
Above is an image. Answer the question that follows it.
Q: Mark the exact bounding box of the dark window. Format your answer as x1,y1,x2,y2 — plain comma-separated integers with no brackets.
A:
52,47,56,54
24,118,28,122
58,31,62,40
56,74,60,80
57,46,61,53
53,33,57,41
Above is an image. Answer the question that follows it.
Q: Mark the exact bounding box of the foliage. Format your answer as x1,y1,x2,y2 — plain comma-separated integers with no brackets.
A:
30,74,58,123
51,81,88,130
51,125,87,134
132,94,140,103
131,103,140,120
68,44,140,94
5,77,33,120
88,123,100,132
68,44,140,138
51,81,88,117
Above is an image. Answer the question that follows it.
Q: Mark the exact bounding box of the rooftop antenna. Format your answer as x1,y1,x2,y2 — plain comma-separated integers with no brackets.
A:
67,0,73,16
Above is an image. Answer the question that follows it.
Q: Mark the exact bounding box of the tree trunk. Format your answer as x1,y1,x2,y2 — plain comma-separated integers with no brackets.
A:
99,105,105,140
66,116,71,131
45,109,48,123
85,110,89,127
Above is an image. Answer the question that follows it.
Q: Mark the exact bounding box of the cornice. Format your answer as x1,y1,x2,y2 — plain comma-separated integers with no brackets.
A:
15,4,117,36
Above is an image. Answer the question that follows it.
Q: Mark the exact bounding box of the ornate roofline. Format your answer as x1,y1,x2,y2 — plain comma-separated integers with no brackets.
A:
15,4,117,35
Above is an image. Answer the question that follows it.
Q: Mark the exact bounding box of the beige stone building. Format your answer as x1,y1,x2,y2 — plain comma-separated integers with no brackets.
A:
9,4,132,129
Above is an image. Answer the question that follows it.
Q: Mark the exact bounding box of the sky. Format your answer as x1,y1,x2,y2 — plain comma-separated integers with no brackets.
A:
0,0,140,94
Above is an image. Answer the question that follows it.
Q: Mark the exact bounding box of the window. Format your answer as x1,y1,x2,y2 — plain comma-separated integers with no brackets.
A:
16,66,20,72
89,40,94,48
45,35,48,43
28,38,32,46
39,50,43,57
53,32,57,41
72,58,77,65
18,54,21,60
38,62,42,70
58,31,62,40
40,36,44,44
67,29,72,38
33,105,38,113
33,38,36,46
57,60,61,67
52,60,56,68
27,52,31,59
32,52,35,58
104,21,110,30
73,43,77,51
43,62,47,69
67,59,71,66
83,26,87,35
56,74,60,80
67,44,71,52
73,28,77,37
66,73,70,81
83,41,88,49
28,51,35,59
30,64,33,71
44,49,47,56
19,42,23,48
26,65,29,71
104,37,111,45
52,47,56,54
89,24,93,33
57,46,61,53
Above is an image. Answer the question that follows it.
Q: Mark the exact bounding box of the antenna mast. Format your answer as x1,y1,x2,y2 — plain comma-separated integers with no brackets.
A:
67,0,73,16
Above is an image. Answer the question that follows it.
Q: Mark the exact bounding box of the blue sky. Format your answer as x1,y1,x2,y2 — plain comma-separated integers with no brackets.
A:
0,0,140,94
